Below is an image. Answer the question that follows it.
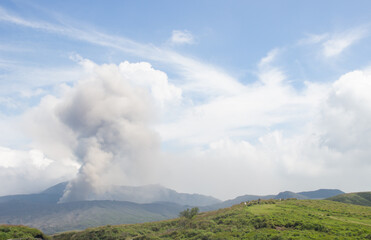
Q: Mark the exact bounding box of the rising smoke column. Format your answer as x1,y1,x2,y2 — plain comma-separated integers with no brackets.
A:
57,62,160,202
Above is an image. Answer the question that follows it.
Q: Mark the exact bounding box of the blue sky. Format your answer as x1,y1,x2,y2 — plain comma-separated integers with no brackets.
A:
1,1,371,200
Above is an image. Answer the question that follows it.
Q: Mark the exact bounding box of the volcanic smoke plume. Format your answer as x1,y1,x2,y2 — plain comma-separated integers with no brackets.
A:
56,62,159,202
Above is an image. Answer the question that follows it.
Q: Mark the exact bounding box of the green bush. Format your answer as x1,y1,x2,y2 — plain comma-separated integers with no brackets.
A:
179,207,199,219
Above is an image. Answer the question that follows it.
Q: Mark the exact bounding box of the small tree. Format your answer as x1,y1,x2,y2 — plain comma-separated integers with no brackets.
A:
179,207,199,219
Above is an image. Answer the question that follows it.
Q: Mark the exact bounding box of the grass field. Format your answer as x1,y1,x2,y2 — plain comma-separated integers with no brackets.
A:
51,199,371,239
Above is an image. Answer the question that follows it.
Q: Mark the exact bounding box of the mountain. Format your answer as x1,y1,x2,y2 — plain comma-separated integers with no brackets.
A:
327,191,371,207
52,199,371,240
0,182,220,234
298,189,344,199
3,182,220,207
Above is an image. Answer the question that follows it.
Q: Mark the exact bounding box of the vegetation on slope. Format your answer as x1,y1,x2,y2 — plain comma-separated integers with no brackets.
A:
327,192,371,207
0,225,49,240
52,199,371,240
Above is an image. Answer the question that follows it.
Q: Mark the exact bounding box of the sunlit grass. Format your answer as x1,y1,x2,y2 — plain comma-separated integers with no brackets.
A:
52,199,371,239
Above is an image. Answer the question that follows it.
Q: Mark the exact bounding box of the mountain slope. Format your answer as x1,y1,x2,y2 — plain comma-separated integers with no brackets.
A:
0,200,187,234
327,191,371,206
52,199,371,240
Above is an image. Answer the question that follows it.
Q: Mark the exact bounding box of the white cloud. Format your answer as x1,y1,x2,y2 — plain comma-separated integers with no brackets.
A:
258,48,280,67
319,68,371,152
158,67,371,199
156,59,371,199
169,30,194,45
156,51,327,147
322,29,365,57
300,27,368,58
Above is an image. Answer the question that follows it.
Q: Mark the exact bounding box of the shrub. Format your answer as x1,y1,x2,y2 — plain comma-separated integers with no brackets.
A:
179,207,199,219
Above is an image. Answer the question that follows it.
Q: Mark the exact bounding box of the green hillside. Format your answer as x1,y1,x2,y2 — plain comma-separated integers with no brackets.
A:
0,225,49,240
52,199,371,240
328,192,371,207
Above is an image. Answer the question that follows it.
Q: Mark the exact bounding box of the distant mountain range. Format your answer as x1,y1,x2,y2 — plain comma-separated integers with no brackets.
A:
0,182,345,234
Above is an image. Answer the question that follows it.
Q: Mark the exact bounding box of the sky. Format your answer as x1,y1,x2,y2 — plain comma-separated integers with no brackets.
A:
1,0,371,200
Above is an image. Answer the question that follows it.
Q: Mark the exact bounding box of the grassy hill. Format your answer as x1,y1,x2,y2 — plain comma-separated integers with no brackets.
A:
327,192,371,207
52,199,371,240
0,225,48,240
